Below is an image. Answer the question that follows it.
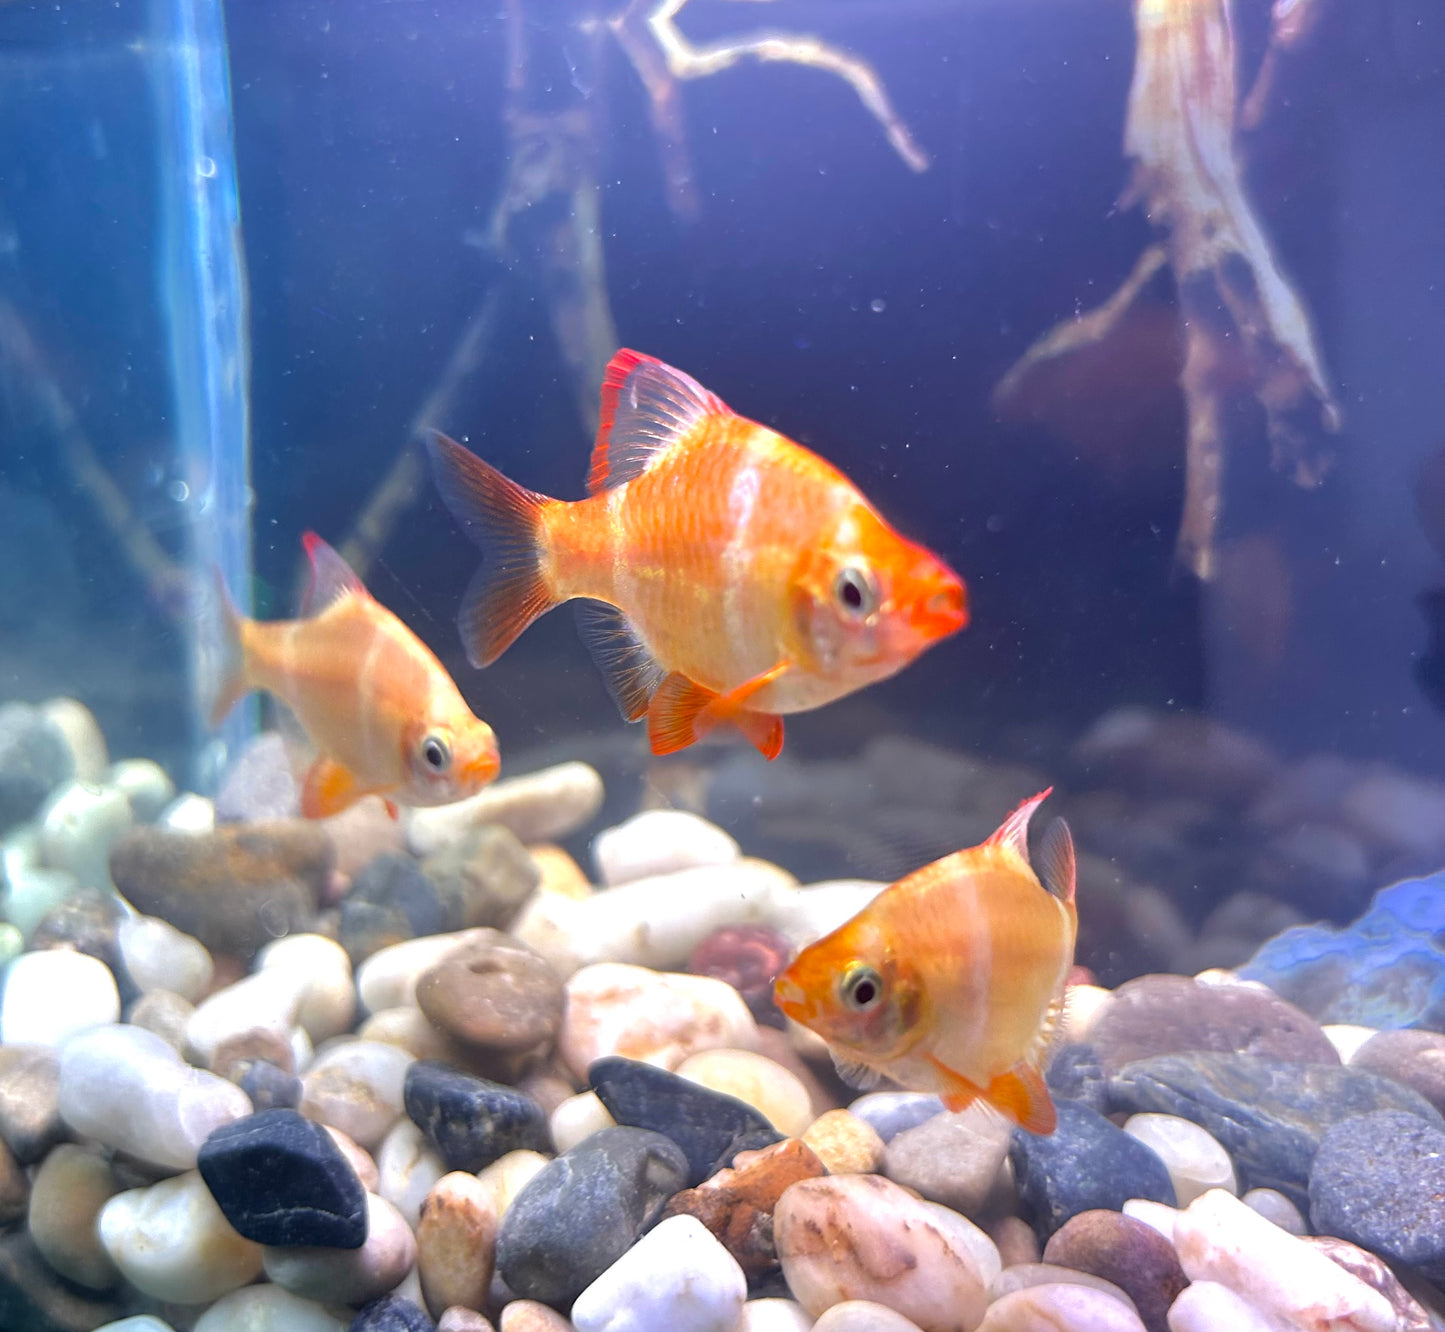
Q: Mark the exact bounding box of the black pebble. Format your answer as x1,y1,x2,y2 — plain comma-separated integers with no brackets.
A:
238,1059,303,1111
403,1059,551,1172
197,1108,367,1248
589,1054,783,1186
350,1295,436,1332
339,853,447,964
1010,1099,1176,1242
495,1125,689,1308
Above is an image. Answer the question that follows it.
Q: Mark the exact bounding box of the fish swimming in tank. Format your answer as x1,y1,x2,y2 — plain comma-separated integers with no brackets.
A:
211,533,501,818
774,789,1077,1134
427,348,968,760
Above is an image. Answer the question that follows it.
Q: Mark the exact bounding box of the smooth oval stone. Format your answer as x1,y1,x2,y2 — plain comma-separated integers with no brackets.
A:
883,1108,1012,1217
1123,1112,1237,1205
198,1107,368,1248
571,1214,746,1332
989,1263,1139,1313
357,928,501,1012
593,810,739,886
436,1312,494,1332
977,1283,1146,1331
1173,1188,1396,1332
1011,1101,1176,1242
186,965,307,1067
1165,1280,1275,1332
812,1302,923,1332
1108,1051,1445,1209
40,780,132,889
415,933,563,1053
0,1044,62,1163
558,962,760,1077
98,1170,263,1304
403,1061,551,1172
59,1023,252,1170
1241,1187,1306,1234
802,1109,884,1175
193,1284,348,1331
1,947,119,1046
405,760,604,855
589,1055,782,1186
476,1148,549,1219
1350,1028,1445,1114
117,913,213,1001
550,1091,616,1153
416,1171,498,1319
498,1301,572,1332
1042,1209,1188,1332
263,1192,415,1306
775,1172,998,1331
39,699,107,783
109,759,175,823
350,1294,437,1331
495,1125,688,1308
377,1119,447,1230
675,1048,814,1138
300,1040,415,1150
94,1319,178,1332
258,933,357,1044
28,1143,122,1289
1308,1109,1445,1276
847,1091,946,1142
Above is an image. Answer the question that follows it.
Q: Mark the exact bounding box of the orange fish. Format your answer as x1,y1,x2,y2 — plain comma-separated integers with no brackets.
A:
212,533,501,819
774,789,1077,1134
427,349,967,760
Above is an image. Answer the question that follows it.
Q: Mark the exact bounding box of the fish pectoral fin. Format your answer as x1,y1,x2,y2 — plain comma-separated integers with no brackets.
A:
573,600,666,722
985,1062,1057,1136
588,350,729,494
300,757,374,820
925,1053,988,1116
830,1050,883,1092
300,532,369,617
383,798,400,821
647,664,790,759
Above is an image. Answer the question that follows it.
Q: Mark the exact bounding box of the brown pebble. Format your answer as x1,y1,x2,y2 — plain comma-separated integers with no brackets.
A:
1042,1208,1187,1332
417,1171,500,1319
0,1046,63,1164
661,1137,826,1278
437,1309,497,1332
988,1214,1042,1269
127,989,195,1051
1351,1029,1445,1115
26,1145,120,1289
516,1068,579,1117
1305,1234,1436,1332
0,1232,122,1329
416,933,564,1053
211,1027,296,1079
0,1136,27,1226
499,1299,575,1331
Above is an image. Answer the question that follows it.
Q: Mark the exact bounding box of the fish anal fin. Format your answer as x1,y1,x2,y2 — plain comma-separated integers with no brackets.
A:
647,663,791,758
831,1051,883,1092
735,711,785,761
985,787,1054,862
573,600,666,722
301,756,375,820
426,432,558,667
985,1062,1057,1136
589,350,728,494
301,532,368,618
1037,817,1077,904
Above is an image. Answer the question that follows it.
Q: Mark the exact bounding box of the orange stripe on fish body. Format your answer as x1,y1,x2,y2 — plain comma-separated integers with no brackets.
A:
773,789,1077,1135
211,534,500,819
427,350,968,759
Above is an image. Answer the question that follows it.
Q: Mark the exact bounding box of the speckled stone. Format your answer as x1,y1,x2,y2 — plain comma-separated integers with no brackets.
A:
883,1108,1012,1217
109,821,333,954
1088,974,1337,1074
1044,1043,1110,1115
403,1061,551,1173
300,1040,415,1150
495,1126,689,1308
416,1171,498,1319
801,1109,884,1175
415,933,563,1054
1350,1028,1445,1114
1042,1209,1187,1332
1304,1234,1437,1332
1109,1051,1444,1208
589,1054,782,1186
1010,1101,1176,1242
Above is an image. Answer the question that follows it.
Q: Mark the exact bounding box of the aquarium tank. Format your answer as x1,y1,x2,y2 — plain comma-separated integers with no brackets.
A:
0,0,1442,1328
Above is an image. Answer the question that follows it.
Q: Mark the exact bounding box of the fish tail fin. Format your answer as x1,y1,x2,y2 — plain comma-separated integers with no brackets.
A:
426,431,560,667
207,568,251,727
986,1061,1056,1136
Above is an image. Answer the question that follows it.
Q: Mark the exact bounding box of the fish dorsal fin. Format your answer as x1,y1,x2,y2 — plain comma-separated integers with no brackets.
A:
985,787,1054,864
589,349,728,494
830,1050,883,1092
1037,817,1077,904
300,532,367,618
573,600,667,722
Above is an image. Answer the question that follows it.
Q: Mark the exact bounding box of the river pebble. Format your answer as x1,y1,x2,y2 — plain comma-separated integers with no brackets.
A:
193,1284,348,1332
420,824,540,932
1042,1209,1187,1332
416,1171,498,1319
352,1293,438,1332
116,912,213,1001
0,946,119,1045
802,1108,884,1174
27,1143,121,1289
377,1118,447,1229
883,1108,1012,1217
978,1284,1145,1332
675,1047,814,1138
109,758,175,823
403,1060,552,1171
550,1091,616,1153
415,932,564,1053
406,761,604,855
0,1044,62,1163
40,780,132,889
263,1192,415,1305
299,1039,414,1149
593,809,739,886
1122,1113,1236,1205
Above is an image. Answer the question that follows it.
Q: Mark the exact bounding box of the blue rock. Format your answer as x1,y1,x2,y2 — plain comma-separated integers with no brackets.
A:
495,1124,689,1308
238,1058,302,1111
847,1091,947,1143
350,1295,435,1332
589,1055,781,1185
1109,1052,1444,1210
1309,1110,1445,1278
1239,872,1445,1029
402,1060,550,1172
1010,1100,1176,1242
197,1108,367,1248
1045,1044,1110,1115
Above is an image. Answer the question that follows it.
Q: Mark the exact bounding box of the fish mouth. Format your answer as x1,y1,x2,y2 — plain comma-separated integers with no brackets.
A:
463,747,501,787
913,576,968,638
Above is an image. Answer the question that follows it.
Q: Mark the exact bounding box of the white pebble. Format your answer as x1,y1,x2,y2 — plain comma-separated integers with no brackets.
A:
737,1298,816,1332
978,1284,1146,1331
1323,1023,1378,1063
1173,1187,1395,1332
2,865,79,940
98,1171,262,1303
813,1301,921,1331
676,1048,815,1138
766,880,888,947
299,1039,414,1149
40,698,108,782
476,1149,550,1219
1121,1197,1181,1242
109,759,176,823
117,913,213,1002
257,933,355,1043
406,760,604,855
377,1118,447,1229
592,809,739,886
571,1213,747,1332
262,1192,415,1305
357,928,497,1012
1,949,119,1046
58,1024,251,1170
513,860,795,977
1123,1113,1236,1204
94,1319,177,1332
550,1091,616,1153
1166,1280,1276,1332
159,793,215,832
193,1284,347,1332
185,967,307,1066
39,781,132,889
1241,1187,1306,1235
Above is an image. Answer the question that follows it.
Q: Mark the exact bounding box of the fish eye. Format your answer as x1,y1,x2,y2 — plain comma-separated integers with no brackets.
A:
840,965,884,1011
833,566,878,618
421,734,451,771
